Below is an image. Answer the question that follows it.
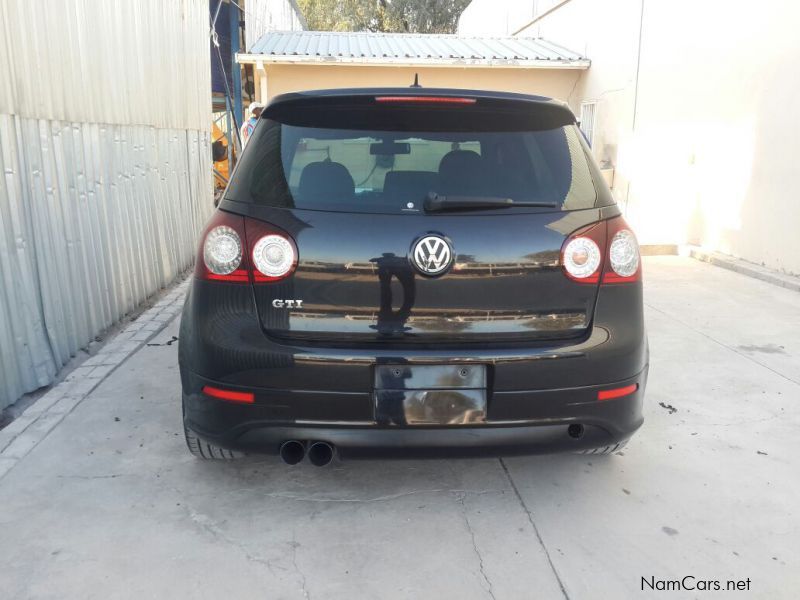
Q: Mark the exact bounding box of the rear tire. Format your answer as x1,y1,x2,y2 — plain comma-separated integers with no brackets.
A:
578,440,628,455
184,425,242,460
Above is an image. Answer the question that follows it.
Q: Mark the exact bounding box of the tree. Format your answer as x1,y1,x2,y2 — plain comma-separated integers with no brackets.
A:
296,0,472,34
387,0,473,34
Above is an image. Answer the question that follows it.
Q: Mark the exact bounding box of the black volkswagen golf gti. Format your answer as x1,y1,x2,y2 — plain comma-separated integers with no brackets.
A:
179,87,648,465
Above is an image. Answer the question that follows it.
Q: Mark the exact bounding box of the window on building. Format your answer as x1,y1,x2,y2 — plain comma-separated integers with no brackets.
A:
579,101,597,148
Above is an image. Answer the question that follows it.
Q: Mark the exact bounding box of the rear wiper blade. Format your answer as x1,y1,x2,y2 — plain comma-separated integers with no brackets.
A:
424,192,557,212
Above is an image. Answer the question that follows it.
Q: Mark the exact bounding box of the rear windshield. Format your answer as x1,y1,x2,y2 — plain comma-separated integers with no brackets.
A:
226,120,598,214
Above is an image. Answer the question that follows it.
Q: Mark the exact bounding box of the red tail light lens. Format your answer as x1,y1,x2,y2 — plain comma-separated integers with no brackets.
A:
196,211,297,283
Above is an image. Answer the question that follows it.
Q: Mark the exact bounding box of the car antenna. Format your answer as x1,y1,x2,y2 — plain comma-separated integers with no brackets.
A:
410,73,421,88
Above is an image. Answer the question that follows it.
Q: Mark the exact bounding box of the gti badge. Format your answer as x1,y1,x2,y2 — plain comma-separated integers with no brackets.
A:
272,299,304,308
411,234,453,276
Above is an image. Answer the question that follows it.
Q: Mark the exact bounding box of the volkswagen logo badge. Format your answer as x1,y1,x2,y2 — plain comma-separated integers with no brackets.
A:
411,234,453,276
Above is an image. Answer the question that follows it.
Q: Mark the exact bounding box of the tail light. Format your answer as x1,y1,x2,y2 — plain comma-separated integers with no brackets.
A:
196,211,297,283
204,226,243,277
246,217,298,282
602,217,640,283
197,211,250,282
561,222,605,283
561,215,640,284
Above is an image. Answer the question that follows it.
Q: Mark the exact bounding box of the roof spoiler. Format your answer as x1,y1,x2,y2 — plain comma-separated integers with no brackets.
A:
263,88,575,132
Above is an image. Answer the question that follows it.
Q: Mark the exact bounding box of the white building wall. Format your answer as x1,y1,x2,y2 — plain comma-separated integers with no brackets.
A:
473,0,800,275
458,0,537,35
243,0,306,50
628,0,800,274
0,0,213,409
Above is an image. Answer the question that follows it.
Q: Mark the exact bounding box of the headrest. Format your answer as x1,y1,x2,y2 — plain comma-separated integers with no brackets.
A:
437,150,486,196
297,161,355,204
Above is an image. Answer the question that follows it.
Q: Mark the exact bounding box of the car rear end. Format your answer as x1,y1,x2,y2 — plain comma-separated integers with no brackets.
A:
179,88,648,461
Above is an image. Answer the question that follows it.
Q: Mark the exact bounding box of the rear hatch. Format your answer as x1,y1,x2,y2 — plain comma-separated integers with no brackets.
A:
222,89,614,346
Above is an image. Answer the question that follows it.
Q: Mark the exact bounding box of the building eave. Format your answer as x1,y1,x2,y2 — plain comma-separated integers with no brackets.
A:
236,53,591,70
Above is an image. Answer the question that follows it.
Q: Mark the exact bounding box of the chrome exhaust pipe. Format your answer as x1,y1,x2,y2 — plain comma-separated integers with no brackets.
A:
307,441,335,467
279,440,306,465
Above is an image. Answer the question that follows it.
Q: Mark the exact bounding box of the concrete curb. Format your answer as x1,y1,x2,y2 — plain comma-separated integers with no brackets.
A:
0,277,190,481
689,248,800,293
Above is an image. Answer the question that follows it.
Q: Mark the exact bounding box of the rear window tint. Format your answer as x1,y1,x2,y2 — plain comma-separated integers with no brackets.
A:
226,121,598,214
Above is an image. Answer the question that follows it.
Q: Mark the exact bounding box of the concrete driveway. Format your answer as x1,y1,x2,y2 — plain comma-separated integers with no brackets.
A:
0,256,797,599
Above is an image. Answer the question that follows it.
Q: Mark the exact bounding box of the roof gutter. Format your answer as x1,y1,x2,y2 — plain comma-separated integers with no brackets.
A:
235,53,590,70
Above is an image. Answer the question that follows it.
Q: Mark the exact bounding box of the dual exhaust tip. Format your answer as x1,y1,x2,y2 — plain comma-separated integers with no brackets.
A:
279,440,335,467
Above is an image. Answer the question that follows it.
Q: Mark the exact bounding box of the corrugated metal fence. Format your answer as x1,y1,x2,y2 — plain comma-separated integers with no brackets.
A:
0,0,213,409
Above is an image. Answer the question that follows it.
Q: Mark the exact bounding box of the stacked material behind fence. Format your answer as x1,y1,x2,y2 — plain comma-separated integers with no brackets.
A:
0,0,213,409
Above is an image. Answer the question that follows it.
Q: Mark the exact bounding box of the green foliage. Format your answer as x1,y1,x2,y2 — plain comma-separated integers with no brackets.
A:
297,0,472,34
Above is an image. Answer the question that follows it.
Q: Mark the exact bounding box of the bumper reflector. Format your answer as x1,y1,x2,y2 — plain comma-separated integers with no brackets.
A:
597,383,638,401
202,385,255,404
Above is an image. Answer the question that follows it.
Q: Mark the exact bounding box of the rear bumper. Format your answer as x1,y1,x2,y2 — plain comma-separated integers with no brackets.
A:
182,368,646,458
194,423,632,459
179,277,648,457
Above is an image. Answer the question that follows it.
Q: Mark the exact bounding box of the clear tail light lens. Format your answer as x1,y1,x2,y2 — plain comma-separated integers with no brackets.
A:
563,237,602,280
245,217,298,282
203,226,242,275
602,217,641,283
252,234,296,280
561,222,605,283
196,211,249,282
608,230,639,277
